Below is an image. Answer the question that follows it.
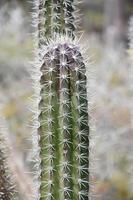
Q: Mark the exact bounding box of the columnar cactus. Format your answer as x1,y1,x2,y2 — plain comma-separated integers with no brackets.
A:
33,0,90,199
129,16,133,55
0,121,16,200
0,149,15,200
0,117,35,200
36,36,89,200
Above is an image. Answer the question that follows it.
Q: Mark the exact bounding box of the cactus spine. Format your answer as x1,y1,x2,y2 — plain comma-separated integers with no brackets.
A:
34,0,90,199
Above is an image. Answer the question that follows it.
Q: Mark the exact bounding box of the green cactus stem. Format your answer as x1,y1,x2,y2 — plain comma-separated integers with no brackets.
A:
38,37,89,200
37,0,76,46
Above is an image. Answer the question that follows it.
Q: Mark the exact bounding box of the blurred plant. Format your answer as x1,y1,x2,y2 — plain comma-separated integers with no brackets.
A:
128,16,133,53
86,17,133,199
0,0,33,165
0,119,16,199
0,117,35,200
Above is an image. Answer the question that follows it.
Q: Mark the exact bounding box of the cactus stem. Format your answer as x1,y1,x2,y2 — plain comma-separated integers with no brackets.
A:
34,35,90,199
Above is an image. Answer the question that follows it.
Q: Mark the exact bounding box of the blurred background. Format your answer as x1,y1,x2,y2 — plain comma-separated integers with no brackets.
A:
0,0,133,199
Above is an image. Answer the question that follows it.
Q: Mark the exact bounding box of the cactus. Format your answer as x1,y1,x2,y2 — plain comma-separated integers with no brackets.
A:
34,35,90,200
32,0,90,199
0,117,35,200
0,149,15,200
37,0,76,47
129,17,133,46
0,120,16,200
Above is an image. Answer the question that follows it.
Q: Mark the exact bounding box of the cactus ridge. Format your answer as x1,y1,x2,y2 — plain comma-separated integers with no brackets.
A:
37,36,89,199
